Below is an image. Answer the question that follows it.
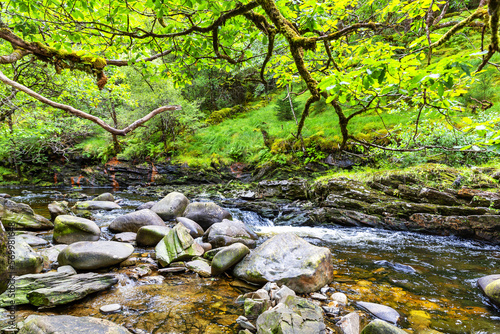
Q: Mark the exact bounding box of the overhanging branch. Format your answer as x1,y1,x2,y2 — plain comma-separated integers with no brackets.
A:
0,69,181,136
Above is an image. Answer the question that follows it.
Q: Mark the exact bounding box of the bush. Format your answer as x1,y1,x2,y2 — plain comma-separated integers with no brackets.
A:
274,94,301,121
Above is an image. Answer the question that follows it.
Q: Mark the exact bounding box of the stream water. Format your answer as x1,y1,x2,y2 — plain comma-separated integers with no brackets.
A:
2,186,500,333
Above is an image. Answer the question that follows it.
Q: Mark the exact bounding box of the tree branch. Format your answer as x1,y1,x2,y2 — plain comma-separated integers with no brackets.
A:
0,49,31,64
0,69,181,136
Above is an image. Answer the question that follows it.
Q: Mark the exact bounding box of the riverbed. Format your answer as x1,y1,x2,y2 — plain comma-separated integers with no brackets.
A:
2,185,500,333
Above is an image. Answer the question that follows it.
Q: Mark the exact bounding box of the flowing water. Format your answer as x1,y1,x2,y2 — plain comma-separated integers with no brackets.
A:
2,186,500,333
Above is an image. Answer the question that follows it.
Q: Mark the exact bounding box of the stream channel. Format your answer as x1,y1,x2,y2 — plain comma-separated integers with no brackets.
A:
2,185,500,334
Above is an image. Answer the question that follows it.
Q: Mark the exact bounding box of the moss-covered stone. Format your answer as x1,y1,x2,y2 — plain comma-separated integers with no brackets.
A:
155,224,204,267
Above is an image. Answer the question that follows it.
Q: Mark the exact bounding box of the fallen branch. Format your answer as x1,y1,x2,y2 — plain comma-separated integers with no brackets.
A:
0,69,181,136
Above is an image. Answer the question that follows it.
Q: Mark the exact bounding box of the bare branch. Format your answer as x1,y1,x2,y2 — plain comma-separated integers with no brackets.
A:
0,69,181,136
107,49,173,66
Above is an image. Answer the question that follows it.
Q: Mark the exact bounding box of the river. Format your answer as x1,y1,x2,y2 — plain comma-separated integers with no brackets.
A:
1,185,500,333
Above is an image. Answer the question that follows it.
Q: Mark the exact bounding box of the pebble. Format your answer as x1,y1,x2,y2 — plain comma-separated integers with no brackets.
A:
310,292,328,301
158,267,186,274
330,292,348,305
100,304,122,313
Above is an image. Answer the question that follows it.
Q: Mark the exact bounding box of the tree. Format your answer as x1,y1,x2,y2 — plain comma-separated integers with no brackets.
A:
0,0,498,149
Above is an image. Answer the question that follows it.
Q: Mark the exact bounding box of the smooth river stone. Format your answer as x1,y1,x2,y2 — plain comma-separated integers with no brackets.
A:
151,192,190,220
73,201,121,211
53,215,100,244
182,202,232,230
109,209,165,233
356,301,400,324
58,241,134,270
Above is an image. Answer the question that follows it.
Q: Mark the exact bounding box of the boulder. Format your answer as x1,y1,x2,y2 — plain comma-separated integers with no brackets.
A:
360,319,406,334
13,236,43,275
337,312,360,334
53,215,100,244
136,201,156,210
112,232,137,243
356,301,400,324
0,270,117,307
39,245,67,268
186,259,211,277
151,192,190,220
211,243,250,275
182,202,232,230
478,274,500,292
203,219,258,249
92,192,115,201
73,201,121,211
176,217,204,238
48,201,72,221
155,223,204,266
0,198,53,230
483,278,500,305
17,234,49,247
256,295,326,334
18,315,131,334
233,233,334,293
0,225,8,295
136,225,172,246
109,209,165,233
58,241,134,270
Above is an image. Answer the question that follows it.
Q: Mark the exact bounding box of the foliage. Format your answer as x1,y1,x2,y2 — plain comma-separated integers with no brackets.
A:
274,93,302,121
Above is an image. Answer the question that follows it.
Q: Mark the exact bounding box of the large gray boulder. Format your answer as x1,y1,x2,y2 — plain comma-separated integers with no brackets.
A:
256,295,326,334
136,225,172,246
109,209,165,233
0,225,8,294
233,233,334,293
48,201,72,221
53,215,100,244
0,198,53,230
73,201,121,211
58,241,134,270
203,219,258,249
211,243,250,275
18,315,131,334
13,236,43,276
151,192,190,220
360,319,406,334
155,223,204,267
182,202,232,230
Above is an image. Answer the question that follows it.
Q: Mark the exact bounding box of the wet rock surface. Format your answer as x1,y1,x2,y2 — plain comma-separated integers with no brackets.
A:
18,315,131,334
109,209,165,233
233,233,334,293
58,241,134,270
203,219,258,249
53,215,100,244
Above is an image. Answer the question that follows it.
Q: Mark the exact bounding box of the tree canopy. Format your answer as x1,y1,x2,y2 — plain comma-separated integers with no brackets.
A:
0,0,499,150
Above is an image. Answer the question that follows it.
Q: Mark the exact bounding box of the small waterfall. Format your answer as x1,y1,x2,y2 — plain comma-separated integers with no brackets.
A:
227,208,274,228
